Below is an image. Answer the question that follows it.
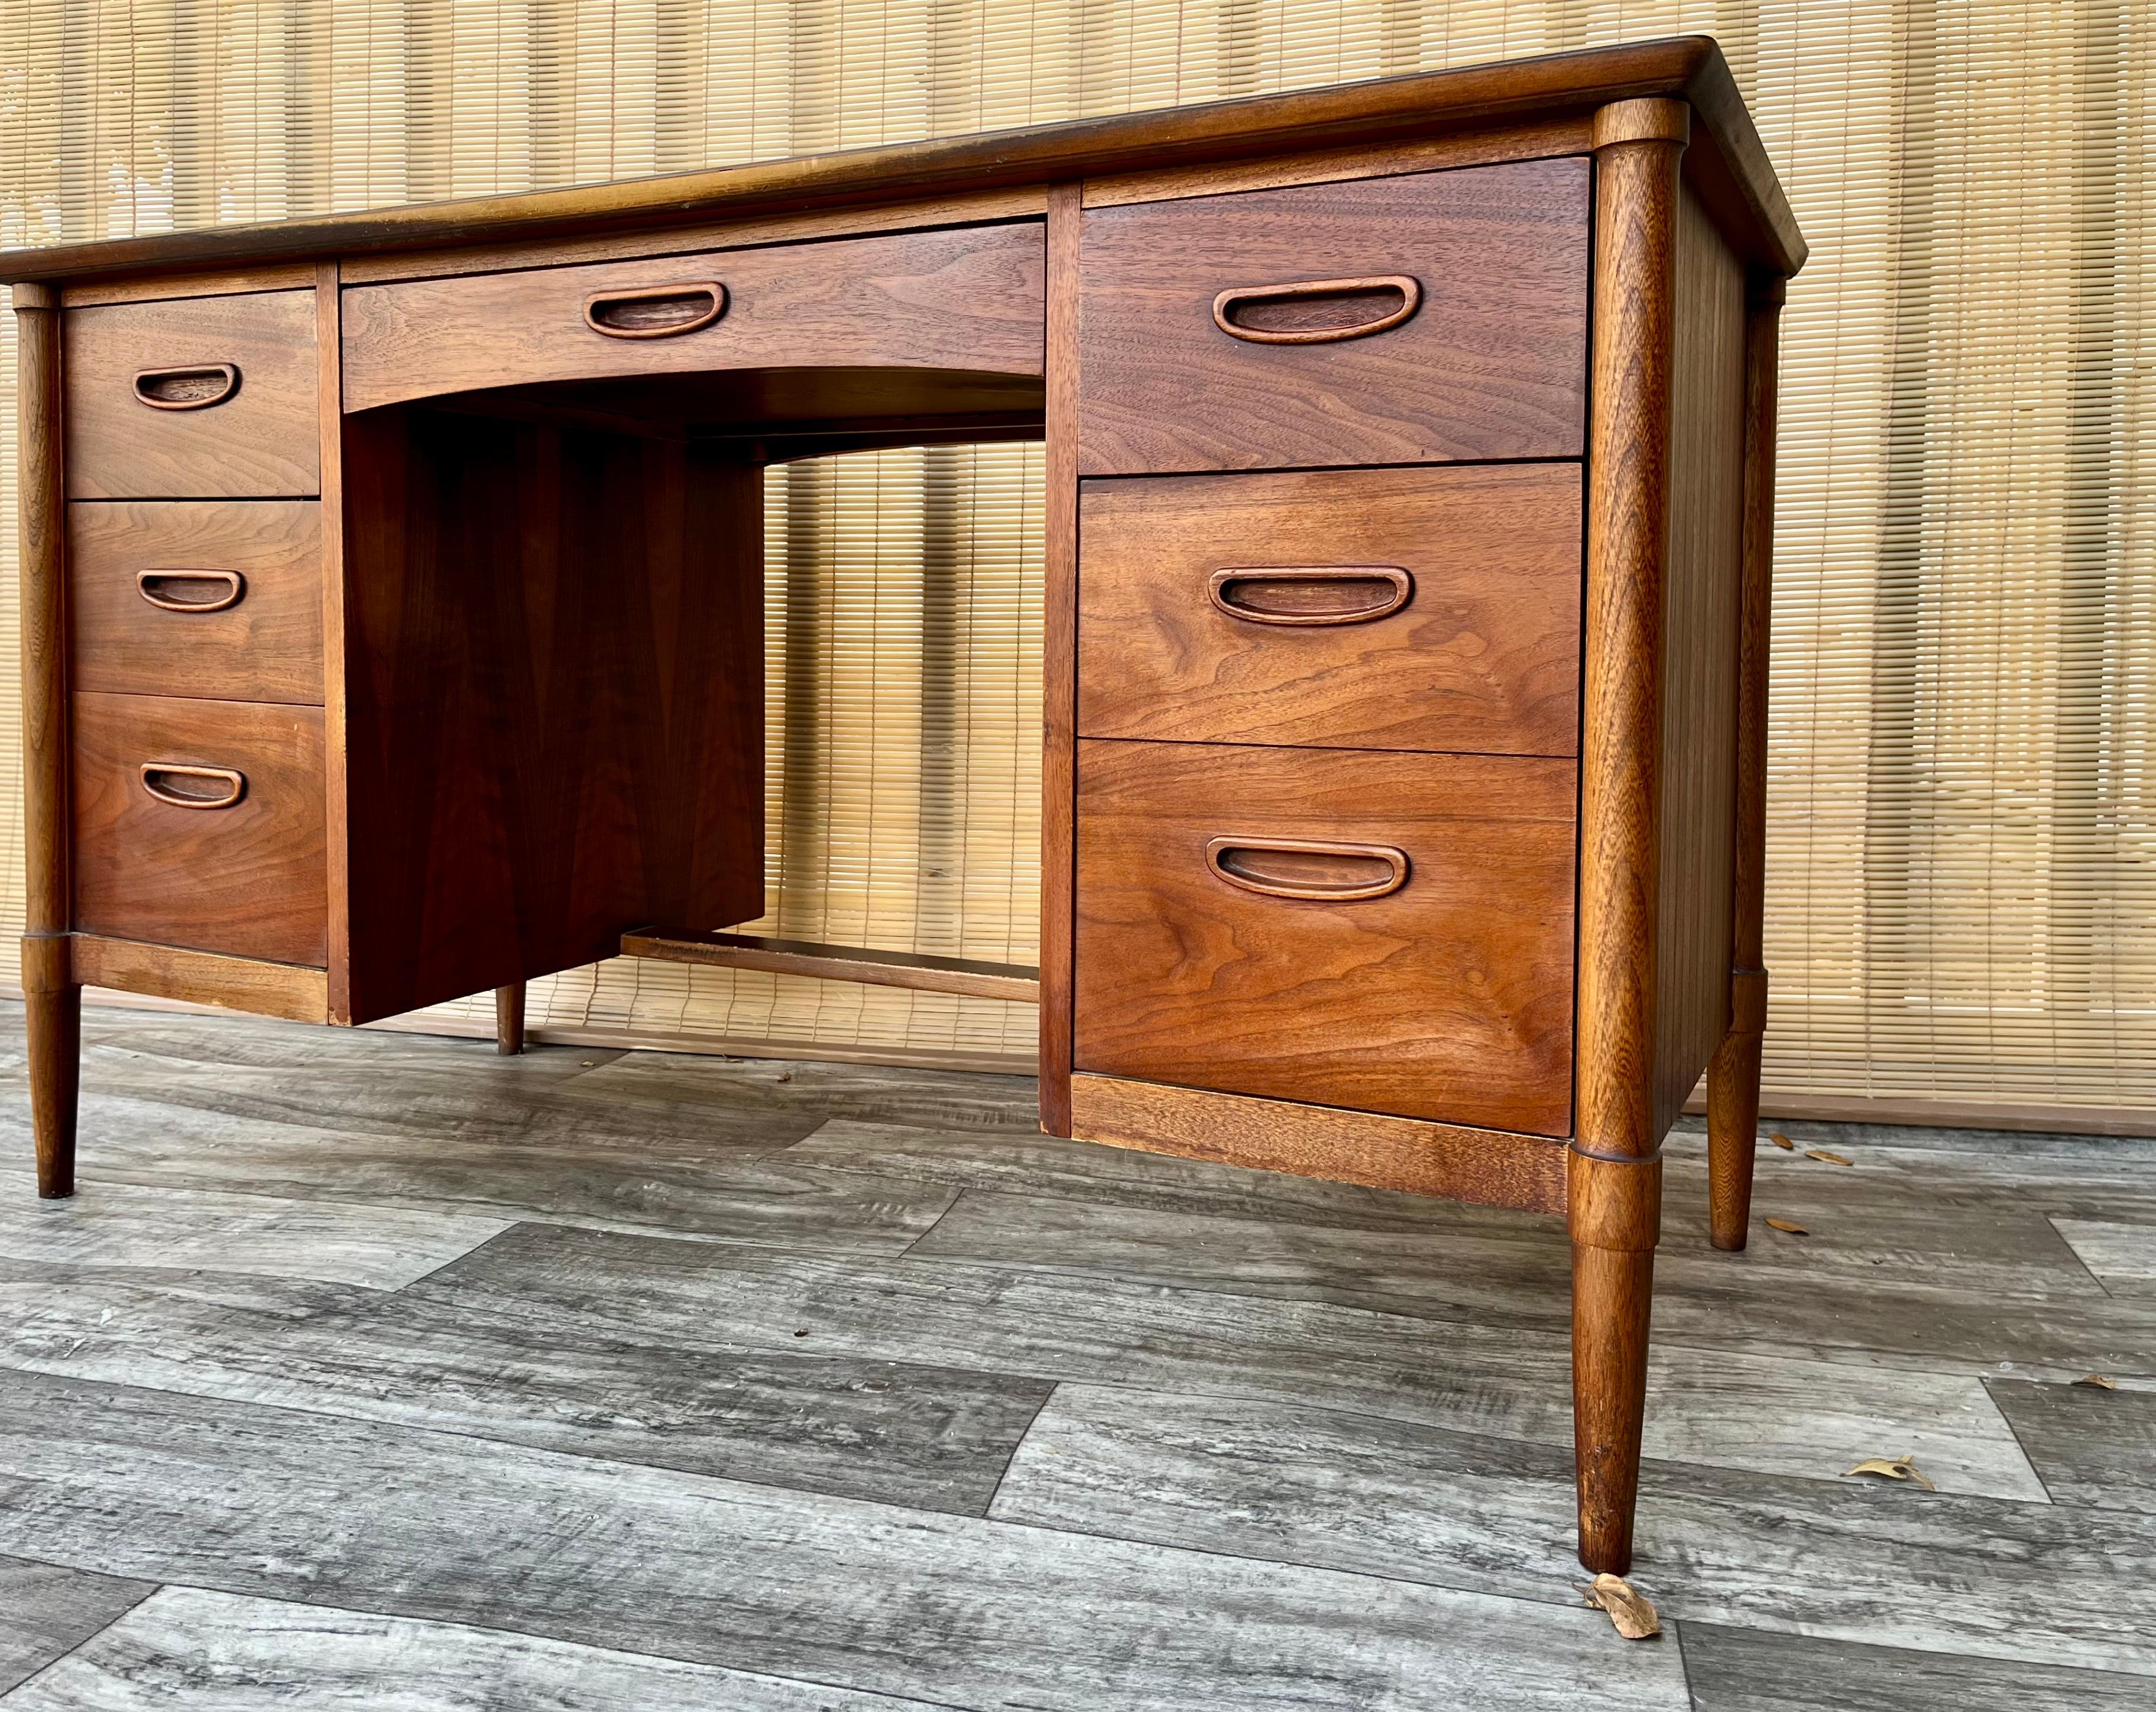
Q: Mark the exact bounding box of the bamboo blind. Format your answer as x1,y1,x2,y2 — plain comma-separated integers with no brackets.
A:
1,3,2151,1120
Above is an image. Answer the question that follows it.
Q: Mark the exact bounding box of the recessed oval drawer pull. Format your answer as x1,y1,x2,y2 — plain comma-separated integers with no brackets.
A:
583,282,728,339
140,763,247,810
132,363,241,410
1211,275,1421,345
1207,565,1413,626
1204,836,1409,901
135,570,247,614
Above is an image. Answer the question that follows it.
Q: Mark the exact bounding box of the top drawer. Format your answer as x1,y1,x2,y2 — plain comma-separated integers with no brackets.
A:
1077,158,1589,475
64,290,320,499
340,223,1046,414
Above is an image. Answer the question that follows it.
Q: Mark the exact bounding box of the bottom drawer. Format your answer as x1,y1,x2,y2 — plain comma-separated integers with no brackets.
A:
73,691,328,967
1073,738,1576,1134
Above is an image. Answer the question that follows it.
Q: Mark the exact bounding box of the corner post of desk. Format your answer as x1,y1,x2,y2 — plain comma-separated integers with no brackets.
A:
12,279,79,1197
1039,180,1081,1137
1571,95,1690,1575
1705,273,1787,1251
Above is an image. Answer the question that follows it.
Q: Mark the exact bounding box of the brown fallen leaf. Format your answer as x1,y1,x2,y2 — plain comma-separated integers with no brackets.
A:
2074,1373,2118,1390
1578,1572,1661,1639
1844,1453,1935,1492
1805,1149,1854,1166
1769,1131,1796,1150
1765,1217,1808,1235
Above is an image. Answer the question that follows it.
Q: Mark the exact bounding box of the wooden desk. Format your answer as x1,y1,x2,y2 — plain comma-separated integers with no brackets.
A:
6,35,1805,1574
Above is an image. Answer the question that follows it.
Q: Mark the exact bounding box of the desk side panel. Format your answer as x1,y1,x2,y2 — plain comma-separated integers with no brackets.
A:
338,407,764,1023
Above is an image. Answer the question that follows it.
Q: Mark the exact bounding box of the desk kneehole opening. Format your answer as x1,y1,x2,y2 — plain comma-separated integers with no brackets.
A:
140,763,247,812
1211,275,1422,344
1205,836,1411,902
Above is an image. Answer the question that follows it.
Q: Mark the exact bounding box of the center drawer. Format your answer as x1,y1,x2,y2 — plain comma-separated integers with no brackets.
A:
1073,738,1576,1134
340,223,1046,414
1078,462,1582,754
72,692,328,967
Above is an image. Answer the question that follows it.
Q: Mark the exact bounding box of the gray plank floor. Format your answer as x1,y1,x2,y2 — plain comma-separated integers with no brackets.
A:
2,1001,2151,1709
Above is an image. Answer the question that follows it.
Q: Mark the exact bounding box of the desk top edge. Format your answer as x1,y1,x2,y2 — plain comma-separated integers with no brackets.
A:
0,37,1804,290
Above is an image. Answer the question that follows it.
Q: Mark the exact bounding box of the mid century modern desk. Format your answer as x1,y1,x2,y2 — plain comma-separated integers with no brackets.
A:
6,36,1804,1574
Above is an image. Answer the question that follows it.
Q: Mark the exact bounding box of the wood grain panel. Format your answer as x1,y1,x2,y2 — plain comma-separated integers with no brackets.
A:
1077,158,1588,475
63,290,320,498
1039,182,1081,1137
1071,1074,1568,1211
1077,463,1582,754
338,407,764,1023
1654,186,1747,1139
70,933,331,1023
1074,738,1576,1133
72,692,328,967
341,223,1045,414
69,501,323,704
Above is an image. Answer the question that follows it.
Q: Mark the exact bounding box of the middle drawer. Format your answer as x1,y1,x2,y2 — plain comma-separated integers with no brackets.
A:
70,501,325,705
1078,462,1581,754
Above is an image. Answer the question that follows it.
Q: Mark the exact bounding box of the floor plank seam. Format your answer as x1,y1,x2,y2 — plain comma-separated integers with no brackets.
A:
0,1573,161,1702
2046,1211,2123,1300
1979,1378,2062,1506
976,1377,1065,1519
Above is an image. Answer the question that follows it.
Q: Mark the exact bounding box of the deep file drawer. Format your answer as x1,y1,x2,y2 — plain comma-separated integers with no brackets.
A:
63,290,321,498
1078,462,1583,755
1073,737,1577,1133
70,500,325,704
1076,157,1589,475
72,692,328,967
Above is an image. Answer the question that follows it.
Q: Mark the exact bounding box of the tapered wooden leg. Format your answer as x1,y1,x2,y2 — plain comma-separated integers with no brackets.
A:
23,936,79,1199
494,983,526,1056
1573,1239,1655,1574
1706,965,1766,1250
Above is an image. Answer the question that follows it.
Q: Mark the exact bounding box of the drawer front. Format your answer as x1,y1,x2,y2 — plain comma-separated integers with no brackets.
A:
71,501,324,705
1078,463,1582,754
73,692,328,967
64,291,320,498
1074,738,1575,1133
1077,158,1588,475
341,223,1046,414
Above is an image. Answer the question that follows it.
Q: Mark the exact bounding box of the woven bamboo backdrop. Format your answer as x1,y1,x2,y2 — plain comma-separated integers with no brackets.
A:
1,2,2151,1119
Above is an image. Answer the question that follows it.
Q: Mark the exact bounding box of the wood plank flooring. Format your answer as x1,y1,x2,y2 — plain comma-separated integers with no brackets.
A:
2,999,2151,1708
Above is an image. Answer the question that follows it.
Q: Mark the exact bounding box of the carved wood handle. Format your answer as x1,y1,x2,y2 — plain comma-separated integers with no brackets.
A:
1205,836,1409,901
1208,565,1412,626
133,363,240,410
137,570,246,613
1211,275,1421,344
140,764,246,810
583,282,728,339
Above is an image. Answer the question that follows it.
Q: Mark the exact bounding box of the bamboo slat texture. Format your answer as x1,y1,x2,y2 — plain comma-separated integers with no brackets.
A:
0,2,2149,1120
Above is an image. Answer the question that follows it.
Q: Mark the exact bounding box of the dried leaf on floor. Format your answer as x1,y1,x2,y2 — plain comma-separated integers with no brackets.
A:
2074,1373,2118,1390
1804,1149,1854,1166
1765,1217,1808,1235
1844,1453,1935,1491
1769,1132,1797,1150
1579,1573,1661,1639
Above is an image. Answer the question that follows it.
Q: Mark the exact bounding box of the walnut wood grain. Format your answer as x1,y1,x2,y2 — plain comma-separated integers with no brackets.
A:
317,261,355,1023
69,501,323,704
63,290,320,499
0,39,1801,286
1039,183,1082,1139
70,933,331,1023
1074,738,1576,1134
341,225,1044,415
61,262,319,307
1077,463,1581,755
72,692,328,967
1570,95,1690,1581
1708,277,1787,1249
494,983,526,1056
1077,158,1588,475
14,281,78,1198
623,931,1040,1003
1654,184,1747,1140
1070,1073,1569,1212
338,407,764,1023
